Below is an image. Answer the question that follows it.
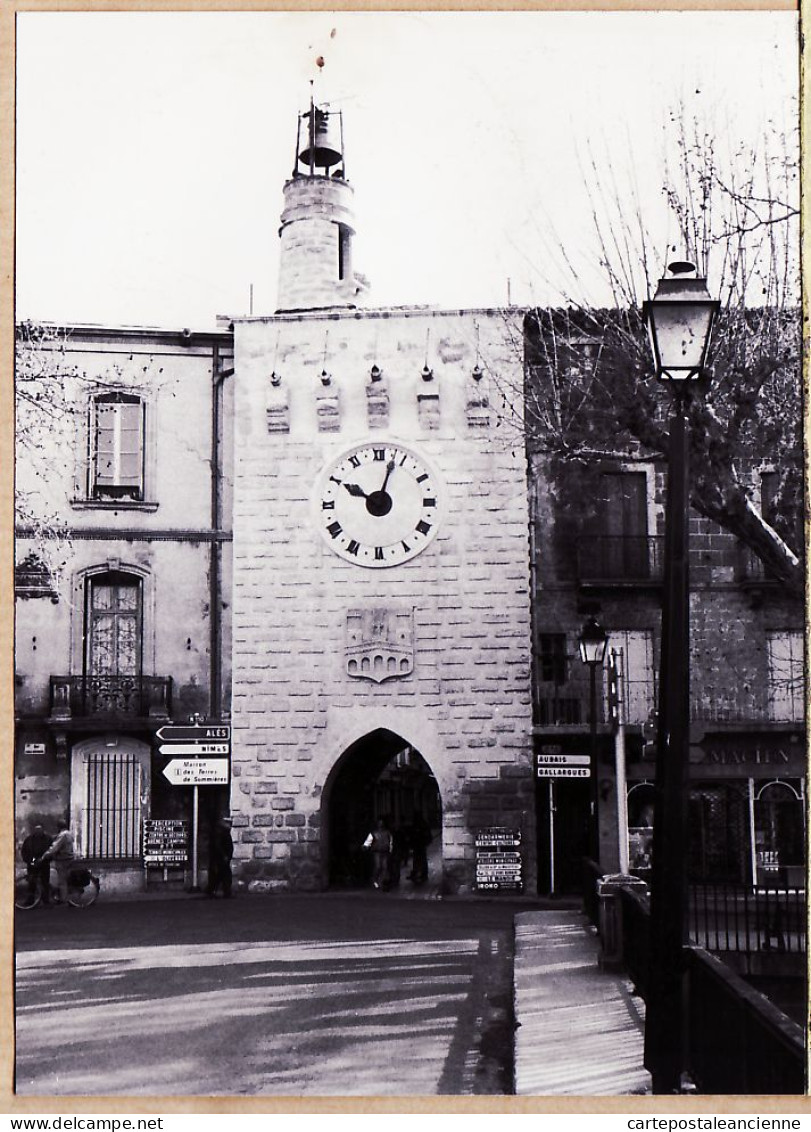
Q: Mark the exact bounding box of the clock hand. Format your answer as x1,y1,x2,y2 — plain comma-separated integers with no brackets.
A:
343,483,369,499
380,458,396,494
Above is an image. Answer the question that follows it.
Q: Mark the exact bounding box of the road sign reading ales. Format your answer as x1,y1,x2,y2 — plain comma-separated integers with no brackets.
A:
155,725,231,742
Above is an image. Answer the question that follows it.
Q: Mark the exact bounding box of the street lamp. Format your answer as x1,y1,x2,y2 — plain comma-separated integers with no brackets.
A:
579,616,608,863
642,261,719,1093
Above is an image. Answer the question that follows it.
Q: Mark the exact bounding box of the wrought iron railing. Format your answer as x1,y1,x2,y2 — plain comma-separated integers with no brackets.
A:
535,695,584,726
613,883,804,1093
50,675,172,720
688,883,806,955
684,947,805,1094
689,685,805,724
576,536,664,583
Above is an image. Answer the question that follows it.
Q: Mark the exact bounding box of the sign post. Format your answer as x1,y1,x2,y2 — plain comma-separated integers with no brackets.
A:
155,721,231,891
142,819,189,887
474,828,523,892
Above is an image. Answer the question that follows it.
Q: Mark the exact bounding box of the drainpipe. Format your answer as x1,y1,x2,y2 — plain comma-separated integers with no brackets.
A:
210,343,233,720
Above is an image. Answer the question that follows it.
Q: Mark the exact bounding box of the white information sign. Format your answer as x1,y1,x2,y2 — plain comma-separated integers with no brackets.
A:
163,758,230,785
537,754,591,767
159,742,230,755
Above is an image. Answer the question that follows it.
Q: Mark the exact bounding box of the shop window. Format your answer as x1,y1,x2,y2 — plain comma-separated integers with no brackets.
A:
754,779,805,886
688,783,750,883
767,631,804,722
627,782,654,874
88,392,145,501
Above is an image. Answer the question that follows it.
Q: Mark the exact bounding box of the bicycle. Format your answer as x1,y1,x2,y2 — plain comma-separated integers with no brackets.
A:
15,862,101,910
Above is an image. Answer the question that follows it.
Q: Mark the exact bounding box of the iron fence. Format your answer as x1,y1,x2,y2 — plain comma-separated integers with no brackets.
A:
685,947,805,1095
688,882,806,955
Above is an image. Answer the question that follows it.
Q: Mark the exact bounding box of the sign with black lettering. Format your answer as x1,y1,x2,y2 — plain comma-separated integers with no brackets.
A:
474,827,523,892
143,819,188,865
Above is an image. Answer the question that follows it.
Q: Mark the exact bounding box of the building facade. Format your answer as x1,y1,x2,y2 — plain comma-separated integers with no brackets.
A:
15,324,234,891
525,316,806,895
13,103,804,898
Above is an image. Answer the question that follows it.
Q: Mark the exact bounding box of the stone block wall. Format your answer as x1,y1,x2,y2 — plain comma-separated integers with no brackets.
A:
230,307,535,892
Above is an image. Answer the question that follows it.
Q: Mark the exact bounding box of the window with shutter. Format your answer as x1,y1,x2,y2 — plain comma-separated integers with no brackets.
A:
606,630,656,724
767,631,804,722
90,393,145,500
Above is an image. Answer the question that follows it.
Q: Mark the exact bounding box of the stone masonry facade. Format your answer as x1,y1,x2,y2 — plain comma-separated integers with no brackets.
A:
230,306,535,892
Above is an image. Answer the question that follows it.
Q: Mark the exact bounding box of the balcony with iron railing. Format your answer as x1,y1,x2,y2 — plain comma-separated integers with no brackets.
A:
690,684,805,727
576,535,664,587
49,675,173,722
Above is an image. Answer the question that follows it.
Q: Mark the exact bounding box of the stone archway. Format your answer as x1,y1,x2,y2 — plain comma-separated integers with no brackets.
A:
322,728,442,891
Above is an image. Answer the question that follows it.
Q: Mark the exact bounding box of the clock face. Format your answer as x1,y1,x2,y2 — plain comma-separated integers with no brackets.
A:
315,441,443,568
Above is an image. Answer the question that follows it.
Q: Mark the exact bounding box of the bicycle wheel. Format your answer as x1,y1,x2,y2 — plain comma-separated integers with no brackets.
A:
67,875,100,909
15,880,41,910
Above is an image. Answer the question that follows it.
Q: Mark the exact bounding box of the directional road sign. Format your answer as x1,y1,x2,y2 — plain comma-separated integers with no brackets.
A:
159,742,230,756
155,725,231,743
163,759,230,786
537,766,591,779
537,754,591,767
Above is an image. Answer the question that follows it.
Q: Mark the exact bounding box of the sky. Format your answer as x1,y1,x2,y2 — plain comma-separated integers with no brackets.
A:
15,10,800,330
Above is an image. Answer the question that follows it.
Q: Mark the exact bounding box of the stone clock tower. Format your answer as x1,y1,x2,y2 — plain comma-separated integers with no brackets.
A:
229,101,534,894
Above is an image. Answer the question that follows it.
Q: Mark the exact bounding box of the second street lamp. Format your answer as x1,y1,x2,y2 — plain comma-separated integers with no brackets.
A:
579,616,608,864
641,261,719,1093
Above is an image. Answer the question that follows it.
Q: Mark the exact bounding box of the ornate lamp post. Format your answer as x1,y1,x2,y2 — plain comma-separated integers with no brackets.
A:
642,261,719,1093
579,616,609,862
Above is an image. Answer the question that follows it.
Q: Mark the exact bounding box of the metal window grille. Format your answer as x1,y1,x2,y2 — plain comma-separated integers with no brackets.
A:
85,752,143,859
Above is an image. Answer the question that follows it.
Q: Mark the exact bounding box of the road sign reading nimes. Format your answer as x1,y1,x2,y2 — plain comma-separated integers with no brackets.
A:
156,723,232,786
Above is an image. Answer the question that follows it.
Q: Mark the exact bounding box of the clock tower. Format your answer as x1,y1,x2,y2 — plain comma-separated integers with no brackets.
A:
229,101,534,895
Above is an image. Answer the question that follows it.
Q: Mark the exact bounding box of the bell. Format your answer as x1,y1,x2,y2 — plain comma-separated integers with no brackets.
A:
298,106,343,170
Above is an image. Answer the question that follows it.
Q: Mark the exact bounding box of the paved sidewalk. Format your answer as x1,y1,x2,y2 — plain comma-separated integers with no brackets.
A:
513,909,651,1096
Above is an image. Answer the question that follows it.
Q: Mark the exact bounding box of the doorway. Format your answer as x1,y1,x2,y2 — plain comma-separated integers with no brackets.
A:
324,728,442,889
536,777,591,896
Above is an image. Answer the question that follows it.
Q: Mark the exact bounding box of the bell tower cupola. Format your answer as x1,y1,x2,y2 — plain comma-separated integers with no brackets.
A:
276,91,369,313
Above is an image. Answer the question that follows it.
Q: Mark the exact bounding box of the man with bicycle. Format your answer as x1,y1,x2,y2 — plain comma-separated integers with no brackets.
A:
40,821,75,906
20,823,51,906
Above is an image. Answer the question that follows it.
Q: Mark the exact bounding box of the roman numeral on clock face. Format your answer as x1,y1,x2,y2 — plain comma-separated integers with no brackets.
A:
373,448,386,461
416,520,431,536
348,455,361,468
322,500,335,510
326,521,342,539
423,498,436,508
347,540,360,556
375,547,384,561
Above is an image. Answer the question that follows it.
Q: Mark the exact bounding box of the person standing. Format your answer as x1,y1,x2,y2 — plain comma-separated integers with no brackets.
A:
367,817,393,891
207,815,234,898
408,813,432,886
41,822,75,906
20,823,52,906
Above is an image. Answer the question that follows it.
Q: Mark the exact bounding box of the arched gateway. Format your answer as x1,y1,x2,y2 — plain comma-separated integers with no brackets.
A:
322,728,442,890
